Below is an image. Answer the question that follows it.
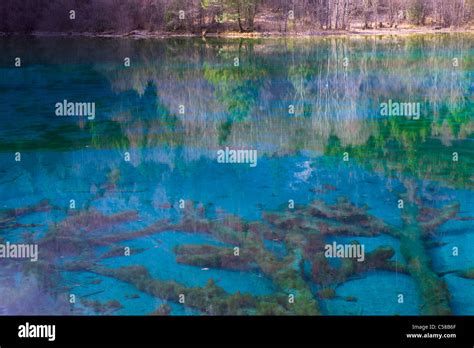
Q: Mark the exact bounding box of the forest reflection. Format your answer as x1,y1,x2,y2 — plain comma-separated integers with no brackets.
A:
1,34,473,188
103,35,473,188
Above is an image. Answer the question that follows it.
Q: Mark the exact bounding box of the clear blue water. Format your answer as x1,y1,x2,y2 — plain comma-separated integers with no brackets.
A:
0,34,473,315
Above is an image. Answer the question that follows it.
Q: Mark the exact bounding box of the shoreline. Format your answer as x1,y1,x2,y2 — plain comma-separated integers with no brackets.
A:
1,27,473,39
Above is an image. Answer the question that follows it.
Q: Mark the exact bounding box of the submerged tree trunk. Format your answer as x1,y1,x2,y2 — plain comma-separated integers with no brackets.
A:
391,180,454,315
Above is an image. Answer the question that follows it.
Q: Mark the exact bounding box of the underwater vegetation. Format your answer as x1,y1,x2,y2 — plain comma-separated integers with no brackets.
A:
1,186,470,315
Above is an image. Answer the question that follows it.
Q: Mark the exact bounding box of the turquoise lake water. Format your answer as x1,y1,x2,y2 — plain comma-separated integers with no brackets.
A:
0,34,473,315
